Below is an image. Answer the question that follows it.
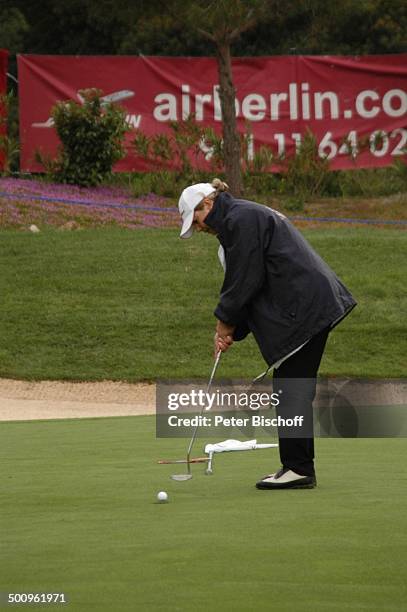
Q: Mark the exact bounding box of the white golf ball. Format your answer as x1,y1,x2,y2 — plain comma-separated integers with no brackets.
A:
157,491,168,503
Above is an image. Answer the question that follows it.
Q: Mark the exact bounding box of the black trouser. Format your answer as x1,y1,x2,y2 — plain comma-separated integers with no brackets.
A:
273,327,330,477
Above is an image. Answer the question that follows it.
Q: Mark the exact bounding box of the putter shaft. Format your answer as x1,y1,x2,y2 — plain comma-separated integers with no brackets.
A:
171,351,222,481
186,351,222,464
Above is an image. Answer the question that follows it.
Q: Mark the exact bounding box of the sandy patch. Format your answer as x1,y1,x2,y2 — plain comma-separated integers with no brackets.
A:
0,378,155,422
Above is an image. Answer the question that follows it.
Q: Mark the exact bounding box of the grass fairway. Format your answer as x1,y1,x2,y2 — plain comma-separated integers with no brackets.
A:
1,417,406,611
0,226,406,380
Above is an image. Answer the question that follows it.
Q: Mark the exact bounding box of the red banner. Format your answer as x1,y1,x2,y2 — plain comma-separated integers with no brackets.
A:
18,54,407,173
0,49,9,171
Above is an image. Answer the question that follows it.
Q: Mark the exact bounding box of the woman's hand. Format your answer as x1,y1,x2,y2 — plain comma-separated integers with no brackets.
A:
214,320,235,356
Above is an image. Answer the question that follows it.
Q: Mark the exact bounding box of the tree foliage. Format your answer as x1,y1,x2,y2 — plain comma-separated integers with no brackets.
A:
0,7,29,54
3,0,406,57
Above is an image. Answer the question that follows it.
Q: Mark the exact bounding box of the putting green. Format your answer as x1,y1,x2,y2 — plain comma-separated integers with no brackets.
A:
1,417,406,611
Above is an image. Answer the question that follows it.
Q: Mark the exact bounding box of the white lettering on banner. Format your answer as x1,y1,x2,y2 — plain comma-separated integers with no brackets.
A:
370,130,389,157
356,90,380,118
241,94,266,121
382,89,407,117
292,133,302,152
289,83,298,120
391,128,407,154
246,133,254,159
125,114,142,128
198,136,214,161
270,92,288,120
261,128,406,160
153,83,407,123
195,93,212,120
314,91,339,119
200,127,406,161
182,84,190,120
301,83,311,120
154,93,177,121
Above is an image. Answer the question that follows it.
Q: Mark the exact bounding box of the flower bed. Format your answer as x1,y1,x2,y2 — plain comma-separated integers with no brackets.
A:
0,178,178,230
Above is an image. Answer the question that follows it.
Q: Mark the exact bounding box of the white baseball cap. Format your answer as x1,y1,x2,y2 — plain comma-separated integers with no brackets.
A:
178,183,215,239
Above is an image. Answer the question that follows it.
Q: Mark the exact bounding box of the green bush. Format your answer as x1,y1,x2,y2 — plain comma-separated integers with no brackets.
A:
243,172,279,201
336,163,407,197
129,116,407,202
132,115,219,183
278,130,336,200
130,170,182,198
130,173,154,197
36,88,129,187
128,170,214,198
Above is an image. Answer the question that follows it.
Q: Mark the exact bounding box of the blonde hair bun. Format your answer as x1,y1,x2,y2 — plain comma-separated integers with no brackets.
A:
211,178,229,193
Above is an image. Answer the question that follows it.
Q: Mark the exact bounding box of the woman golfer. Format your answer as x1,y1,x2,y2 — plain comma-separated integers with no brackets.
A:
178,179,356,490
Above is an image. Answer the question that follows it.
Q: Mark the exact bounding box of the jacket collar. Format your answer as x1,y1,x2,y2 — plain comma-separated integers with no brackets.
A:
203,192,235,238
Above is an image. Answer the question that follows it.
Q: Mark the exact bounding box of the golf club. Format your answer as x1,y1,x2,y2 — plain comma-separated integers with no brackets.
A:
171,350,222,481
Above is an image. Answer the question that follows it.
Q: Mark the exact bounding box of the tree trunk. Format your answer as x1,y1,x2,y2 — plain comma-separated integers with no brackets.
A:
215,41,243,197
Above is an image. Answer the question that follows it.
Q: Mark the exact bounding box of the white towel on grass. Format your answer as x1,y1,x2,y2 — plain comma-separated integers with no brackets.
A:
204,439,278,454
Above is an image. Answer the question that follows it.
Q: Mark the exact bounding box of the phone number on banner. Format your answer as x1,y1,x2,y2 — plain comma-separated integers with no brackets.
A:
270,128,407,159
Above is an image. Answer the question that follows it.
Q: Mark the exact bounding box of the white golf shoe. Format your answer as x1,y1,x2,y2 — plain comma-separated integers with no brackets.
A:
256,467,316,489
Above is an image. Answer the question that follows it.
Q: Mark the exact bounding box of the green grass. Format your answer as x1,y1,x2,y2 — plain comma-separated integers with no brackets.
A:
1,417,406,611
0,226,405,380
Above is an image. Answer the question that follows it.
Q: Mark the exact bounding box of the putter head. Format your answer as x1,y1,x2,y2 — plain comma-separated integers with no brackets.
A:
205,468,213,475
171,474,193,481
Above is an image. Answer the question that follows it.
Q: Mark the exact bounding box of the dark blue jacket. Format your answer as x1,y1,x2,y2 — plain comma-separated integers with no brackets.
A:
204,192,356,365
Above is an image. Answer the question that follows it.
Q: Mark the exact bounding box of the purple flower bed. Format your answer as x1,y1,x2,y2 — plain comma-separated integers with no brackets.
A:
0,178,179,230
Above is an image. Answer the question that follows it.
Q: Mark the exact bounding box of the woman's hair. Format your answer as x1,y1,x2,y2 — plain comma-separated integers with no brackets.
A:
210,177,229,197
195,178,229,211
